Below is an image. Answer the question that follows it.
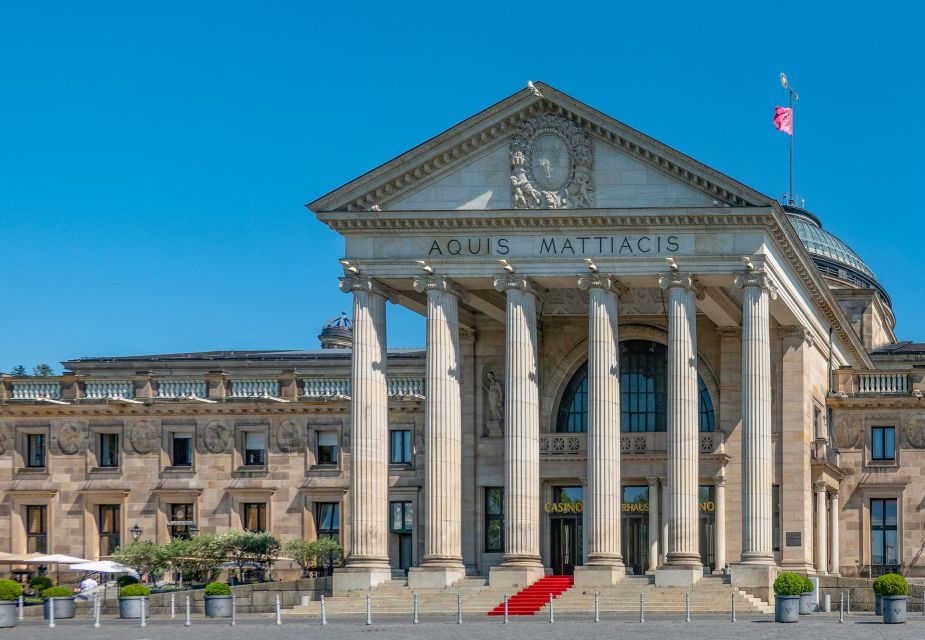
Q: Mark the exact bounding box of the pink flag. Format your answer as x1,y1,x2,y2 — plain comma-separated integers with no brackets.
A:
773,106,793,135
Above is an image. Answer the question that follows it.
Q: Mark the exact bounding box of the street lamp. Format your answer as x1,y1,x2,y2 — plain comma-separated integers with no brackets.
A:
130,524,143,542
188,524,200,537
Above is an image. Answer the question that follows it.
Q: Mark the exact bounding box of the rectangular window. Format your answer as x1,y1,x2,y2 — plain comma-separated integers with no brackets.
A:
870,498,898,567
99,504,121,556
26,505,48,553
772,484,781,552
389,501,413,533
171,434,193,467
871,427,896,461
813,407,822,440
244,432,266,466
484,487,504,553
389,430,412,464
317,432,338,465
169,503,194,539
26,434,46,468
243,502,267,532
99,433,120,468
316,502,340,539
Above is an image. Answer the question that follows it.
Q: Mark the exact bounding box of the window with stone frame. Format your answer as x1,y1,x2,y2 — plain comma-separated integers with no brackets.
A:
26,433,46,468
316,502,340,539
871,426,896,462
484,487,504,553
870,498,898,567
26,505,48,553
170,503,194,539
389,429,412,465
171,434,193,467
98,504,121,556
317,431,338,465
99,432,120,468
244,431,267,466
243,502,267,532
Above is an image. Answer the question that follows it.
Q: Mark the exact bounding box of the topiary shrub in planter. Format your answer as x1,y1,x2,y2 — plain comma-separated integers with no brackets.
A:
42,586,76,620
118,583,151,619
29,576,53,593
204,582,234,618
880,573,908,624
773,572,803,623
799,576,815,615
0,579,24,629
872,575,885,615
117,575,139,588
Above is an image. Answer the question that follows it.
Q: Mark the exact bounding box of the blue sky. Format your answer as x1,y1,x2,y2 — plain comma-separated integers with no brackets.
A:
2,2,923,373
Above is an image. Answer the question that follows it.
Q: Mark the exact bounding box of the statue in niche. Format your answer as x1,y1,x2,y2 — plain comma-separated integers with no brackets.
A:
482,365,504,437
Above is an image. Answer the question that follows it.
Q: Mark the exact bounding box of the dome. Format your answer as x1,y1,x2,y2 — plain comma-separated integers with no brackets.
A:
784,204,891,307
318,312,352,350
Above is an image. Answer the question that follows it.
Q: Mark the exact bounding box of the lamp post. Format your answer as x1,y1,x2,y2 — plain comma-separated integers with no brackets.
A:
188,524,200,538
131,524,143,542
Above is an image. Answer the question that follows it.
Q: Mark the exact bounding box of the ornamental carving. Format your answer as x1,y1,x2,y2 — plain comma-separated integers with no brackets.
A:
834,414,862,449
906,413,925,449
482,363,504,437
510,114,593,209
203,421,231,454
130,421,159,454
57,421,87,455
0,429,9,456
276,419,305,453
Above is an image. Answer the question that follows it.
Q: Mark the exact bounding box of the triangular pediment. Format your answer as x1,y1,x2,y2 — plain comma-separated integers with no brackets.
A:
308,83,773,214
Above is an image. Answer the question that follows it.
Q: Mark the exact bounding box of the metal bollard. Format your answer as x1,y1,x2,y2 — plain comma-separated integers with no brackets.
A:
824,594,831,613
275,594,282,626
231,595,236,627
731,591,736,622
640,592,645,623
171,592,176,618
846,591,851,615
412,593,418,624
594,591,600,623
685,591,690,623
321,594,327,626
839,593,844,623
365,592,371,626
140,597,147,628
185,595,191,627
18,595,23,621
93,596,101,628
548,592,554,624
457,593,462,625
49,597,56,629
503,594,509,624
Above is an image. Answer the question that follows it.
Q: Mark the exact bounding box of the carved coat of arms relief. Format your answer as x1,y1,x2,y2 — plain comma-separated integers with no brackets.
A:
511,114,593,209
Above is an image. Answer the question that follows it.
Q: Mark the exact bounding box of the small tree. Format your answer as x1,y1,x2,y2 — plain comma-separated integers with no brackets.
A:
283,539,315,577
113,541,169,586
166,534,227,584
313,538,343,574
10,365,27,377
219,530,281,582
32,364,54,376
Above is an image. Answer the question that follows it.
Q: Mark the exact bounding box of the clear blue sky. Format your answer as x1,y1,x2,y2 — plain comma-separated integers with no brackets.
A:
2,2,923,374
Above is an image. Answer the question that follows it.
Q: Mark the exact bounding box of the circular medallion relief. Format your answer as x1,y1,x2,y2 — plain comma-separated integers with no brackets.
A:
276,419,304,452
203,421,231,454
834,414,862,449
906,413,925,449
57,421,86,455
529,134,571,191
130,421,159,454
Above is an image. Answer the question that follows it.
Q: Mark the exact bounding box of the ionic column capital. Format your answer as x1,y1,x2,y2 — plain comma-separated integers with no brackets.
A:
577,273,628,297
829,490,840,500
339,274,397,301
412,274,469,302
814,480,828,493
657,271,704,299
493,273,543,297
733,269,779,300
713,472,726,488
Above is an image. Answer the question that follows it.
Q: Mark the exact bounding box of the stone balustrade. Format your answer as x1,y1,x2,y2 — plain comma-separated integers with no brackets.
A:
229,378,281,398
84,380,134,399
856,372,910,395
302,377,351,398
388,377,425,398
539,433,586,457
156,379,208,398
10,380,62,400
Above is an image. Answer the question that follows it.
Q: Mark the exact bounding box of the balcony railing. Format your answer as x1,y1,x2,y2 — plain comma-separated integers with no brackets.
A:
84,380,134,400
302,378,351,398
157,379,208,399
857,372,909,395
388,377,425,398
11,381,62,400
229,379,281,398
540,433,586,457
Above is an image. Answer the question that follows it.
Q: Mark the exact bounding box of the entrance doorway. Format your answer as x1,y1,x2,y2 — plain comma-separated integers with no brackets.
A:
547,487,583,575
622,486,649,574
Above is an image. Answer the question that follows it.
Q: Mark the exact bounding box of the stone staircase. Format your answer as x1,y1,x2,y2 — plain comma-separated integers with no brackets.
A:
285,574,772,618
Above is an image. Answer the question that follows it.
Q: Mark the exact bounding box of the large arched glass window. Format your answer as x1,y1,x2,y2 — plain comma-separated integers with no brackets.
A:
556,339,716,433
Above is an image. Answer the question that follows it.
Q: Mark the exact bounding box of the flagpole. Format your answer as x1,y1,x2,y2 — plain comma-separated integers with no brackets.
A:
780,72,799,205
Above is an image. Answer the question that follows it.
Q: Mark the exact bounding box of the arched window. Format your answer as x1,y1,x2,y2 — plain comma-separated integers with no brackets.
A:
556,339,716,433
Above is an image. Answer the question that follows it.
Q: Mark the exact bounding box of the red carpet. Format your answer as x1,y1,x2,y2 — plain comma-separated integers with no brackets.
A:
487,575,574,616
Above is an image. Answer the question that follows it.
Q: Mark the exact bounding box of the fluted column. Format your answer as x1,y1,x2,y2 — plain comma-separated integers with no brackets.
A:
408,275,466,588
714,473,726,573
489,274,544,587
336,274,393,589
734,269,777,565
659,476,668,566
815,482,828,575
829,490,840,575
647,477,660,573
656,272,702,584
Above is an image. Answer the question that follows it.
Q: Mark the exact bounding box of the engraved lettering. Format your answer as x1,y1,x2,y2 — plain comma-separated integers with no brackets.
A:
497,238,509,255
428,240,443,256
540,238,557,254
447,239,462,255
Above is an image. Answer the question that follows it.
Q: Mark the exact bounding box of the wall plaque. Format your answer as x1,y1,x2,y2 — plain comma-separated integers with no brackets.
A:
785,532,802,547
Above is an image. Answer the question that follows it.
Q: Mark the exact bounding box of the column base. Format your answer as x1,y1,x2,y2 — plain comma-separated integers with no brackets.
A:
488,564,545,589
730,563,778,603
333,566,393,592
655,566,703,588
573,564,625,586
407,565,466,589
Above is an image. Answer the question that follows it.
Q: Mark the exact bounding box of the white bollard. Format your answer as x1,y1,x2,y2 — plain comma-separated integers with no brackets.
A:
594,591,600,623
640,592,645,623
48,597,56,629
457,593,463,625
503,594,508,624
321,594,327,626
412,593,418,624
824,594,831,613
846,591,850,614
731,591,736,622
548,592,554,624
231,595,236,627
365,592,371,626
140,597,146,628
18,595,23,621
275,594,281,626
839,593,844,623
185,595,191,627
93,596,101,628
171,592,176,618
685,591,690,623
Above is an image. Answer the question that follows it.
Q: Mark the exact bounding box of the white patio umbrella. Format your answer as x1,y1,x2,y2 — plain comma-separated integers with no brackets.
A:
26,554,91,584
69,561,131,600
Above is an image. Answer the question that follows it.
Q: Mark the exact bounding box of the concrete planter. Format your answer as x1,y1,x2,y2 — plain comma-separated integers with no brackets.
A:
44,597,76,619
204,595,233,618
775,595,800,623
882,596,907,624
875,592,882,615
799,592,814,614
0,601,18,628
119,596,149,619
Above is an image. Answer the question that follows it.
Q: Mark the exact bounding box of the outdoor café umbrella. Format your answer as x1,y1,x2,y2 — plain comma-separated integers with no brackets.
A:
69,561,131,600
26,554,91,584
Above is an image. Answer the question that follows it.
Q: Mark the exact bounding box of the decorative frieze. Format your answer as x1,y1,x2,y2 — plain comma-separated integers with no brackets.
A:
539,434,585,457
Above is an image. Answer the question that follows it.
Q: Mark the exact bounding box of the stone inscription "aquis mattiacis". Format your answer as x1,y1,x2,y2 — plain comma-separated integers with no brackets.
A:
424,234,692,258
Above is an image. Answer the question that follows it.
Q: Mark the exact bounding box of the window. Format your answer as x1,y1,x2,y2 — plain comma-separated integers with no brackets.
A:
484,487,504,552
870,498,898,567
169,503,194,539
244,432,266,466
317,432,338,465
871,427,896,462
390,430,412,464
171,434,193,467
389,501,413,533
26,505,47,553
243,502,267,532
99,433,120,468
99,505,120,556
813,406,823,440
26,433,46,468
316,503,340,539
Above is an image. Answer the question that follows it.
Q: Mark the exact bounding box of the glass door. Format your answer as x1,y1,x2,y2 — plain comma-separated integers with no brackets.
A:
550,518,580,575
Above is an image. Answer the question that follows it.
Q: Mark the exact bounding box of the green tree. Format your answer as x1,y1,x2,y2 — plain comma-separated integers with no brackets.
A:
112,541,169,586
32,364,54,376
166,534,227,584
218,530,281,581
282,539,315,576
10,365,27,377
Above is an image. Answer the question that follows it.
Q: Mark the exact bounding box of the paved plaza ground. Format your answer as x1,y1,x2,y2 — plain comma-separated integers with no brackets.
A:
5,613,925,640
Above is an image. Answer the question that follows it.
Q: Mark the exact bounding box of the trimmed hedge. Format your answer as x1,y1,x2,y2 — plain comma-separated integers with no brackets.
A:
204,582,232,596
801,576,814,593
117,575,139,587
774,572,805,596
29,576,53,591
879,573,909,596
0,579,23,601
119,583,151,597
42,586,73,598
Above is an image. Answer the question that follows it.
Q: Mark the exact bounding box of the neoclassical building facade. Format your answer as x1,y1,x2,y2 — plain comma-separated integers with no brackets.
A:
2,83,922,597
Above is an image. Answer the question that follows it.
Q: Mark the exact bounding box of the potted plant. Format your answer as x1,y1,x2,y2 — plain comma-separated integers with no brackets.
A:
29,575,53,595
0,579,23,628
118,583,150,619
773,572,803,623
880,573,908,624
872,575,884,615
799,576,815,615
42,586,76,620
204,582,234,618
